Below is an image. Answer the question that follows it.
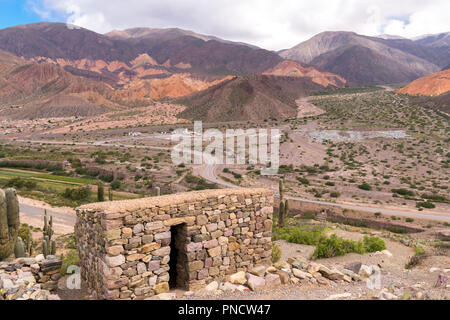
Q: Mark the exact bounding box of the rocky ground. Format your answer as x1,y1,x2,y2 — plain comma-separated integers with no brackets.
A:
0,254,62,300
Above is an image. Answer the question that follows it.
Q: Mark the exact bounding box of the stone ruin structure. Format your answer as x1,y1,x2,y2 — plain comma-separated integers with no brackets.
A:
75,188,274,300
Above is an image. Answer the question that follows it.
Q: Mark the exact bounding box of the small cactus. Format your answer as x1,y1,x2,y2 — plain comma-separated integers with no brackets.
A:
26,228,32,256
42,239,48,257
278,178,289,227
98,184,104,202
42,210,56,257
155,187,161,197
14,237,26,258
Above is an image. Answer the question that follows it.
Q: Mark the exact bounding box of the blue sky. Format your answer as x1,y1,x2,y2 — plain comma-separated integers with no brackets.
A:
0,0,41,29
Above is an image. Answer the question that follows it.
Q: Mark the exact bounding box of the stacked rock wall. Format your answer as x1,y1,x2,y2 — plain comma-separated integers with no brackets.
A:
75,188,274,300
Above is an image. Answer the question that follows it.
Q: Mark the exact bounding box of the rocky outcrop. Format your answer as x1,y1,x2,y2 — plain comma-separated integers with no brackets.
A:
0,255,62,300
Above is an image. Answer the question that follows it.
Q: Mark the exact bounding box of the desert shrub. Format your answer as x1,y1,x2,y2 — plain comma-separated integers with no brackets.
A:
313,235,365,259
272,243,282,263
297,177,309,186
421,193,449,203
61,250,80,276
63,186,91,201
110,180,121,190
5,177,37,190
416,201,435,209
363,236,386,252
405,246,426,269
330,192,340,198
392,189,415,197
99,174,114,183
276,227,326,246
358,182,372,191
313,235,386,259
405,218,414,223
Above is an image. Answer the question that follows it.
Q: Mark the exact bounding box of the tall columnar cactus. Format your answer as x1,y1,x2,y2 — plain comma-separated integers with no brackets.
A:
278,179,289,227
97,184,104,202
42,210,56,256
155,187,161,197
26,227,32,256
0,188,20,261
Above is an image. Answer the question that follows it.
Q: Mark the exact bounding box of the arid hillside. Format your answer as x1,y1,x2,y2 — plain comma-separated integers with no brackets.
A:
178,75,325,122
263,60,346,88
0,50,153,119
397,69,450,96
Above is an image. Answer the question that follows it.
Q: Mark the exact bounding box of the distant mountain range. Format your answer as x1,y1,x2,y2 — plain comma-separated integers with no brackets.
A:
0,22,281,76
280,31,449,85
0,22,448,121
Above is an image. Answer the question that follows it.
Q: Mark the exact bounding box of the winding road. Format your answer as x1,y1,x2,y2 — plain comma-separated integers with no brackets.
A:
14,137,450,225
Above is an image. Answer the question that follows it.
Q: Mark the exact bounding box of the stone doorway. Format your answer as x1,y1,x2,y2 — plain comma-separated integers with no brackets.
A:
169,223,188,290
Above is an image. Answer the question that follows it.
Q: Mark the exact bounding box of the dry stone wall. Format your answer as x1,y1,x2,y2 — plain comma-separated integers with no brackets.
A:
75,188,274,300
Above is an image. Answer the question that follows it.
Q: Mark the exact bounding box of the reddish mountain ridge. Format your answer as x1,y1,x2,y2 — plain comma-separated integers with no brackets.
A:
263,60,346,87
397,69,450,96
0,49,154,119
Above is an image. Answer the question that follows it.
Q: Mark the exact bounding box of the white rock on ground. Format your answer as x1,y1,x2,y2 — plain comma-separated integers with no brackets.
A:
229,271,247,285
205,281,219,292
325,293,352,300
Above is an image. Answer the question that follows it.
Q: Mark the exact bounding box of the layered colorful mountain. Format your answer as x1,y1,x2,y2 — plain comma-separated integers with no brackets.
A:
263,60,346,87
397,69,450,96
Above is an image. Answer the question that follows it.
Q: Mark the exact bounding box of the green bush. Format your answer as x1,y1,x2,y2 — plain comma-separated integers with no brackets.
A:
416,201,435,209
63,186,91,201
405,218,414,223
358,182,372,191
330,192,340,198
110,180,121,190
296,177,310,186
363,236,386,252
5,177,37,190
313,234,365,259
272,243,282,263
61,250,80,276
276,226,326,246
392,189,415,197
313,235,386,259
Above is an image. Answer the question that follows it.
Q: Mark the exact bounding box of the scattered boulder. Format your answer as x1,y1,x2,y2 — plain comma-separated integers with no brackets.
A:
273,261,290,270
276,270,290,284
435,274,448,288
359,265,374,278
246,273,265,291
250,265,267,277
265,274,281,288
319,265,345,281
205,281,219,292
219,282,238,292
229,271,247,285
344,262,362,274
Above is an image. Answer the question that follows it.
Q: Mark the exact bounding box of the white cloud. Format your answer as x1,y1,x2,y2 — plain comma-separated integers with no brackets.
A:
30,0,450,50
